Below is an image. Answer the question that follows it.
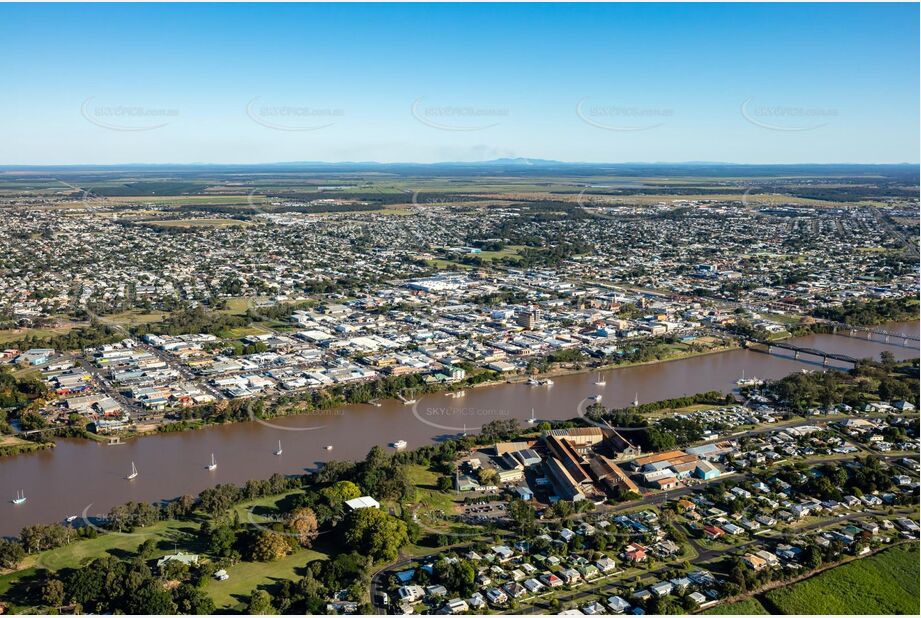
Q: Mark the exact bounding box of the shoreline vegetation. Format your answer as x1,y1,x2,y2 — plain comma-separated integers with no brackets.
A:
2,355,917,545
0,300,916,455
0,358,917,613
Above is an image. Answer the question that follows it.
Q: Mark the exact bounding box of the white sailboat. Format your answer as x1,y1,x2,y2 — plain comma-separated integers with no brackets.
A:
736,370,763,387
12,490,26,505
274,440,283,456
527,408,537,424
633,393,640,407
594,372,606,386
207,453,217,471
126,461,138,480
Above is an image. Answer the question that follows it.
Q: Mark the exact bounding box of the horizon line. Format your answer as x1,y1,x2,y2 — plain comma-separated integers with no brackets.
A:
1,159,919,169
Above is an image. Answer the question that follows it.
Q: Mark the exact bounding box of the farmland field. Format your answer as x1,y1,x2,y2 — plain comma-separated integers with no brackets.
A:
761,543,920,614
702,598,769,614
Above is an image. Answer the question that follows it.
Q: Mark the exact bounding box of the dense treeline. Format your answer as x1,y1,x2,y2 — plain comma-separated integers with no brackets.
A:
178,202,384,215
586,391,732,452
2,322,122,354
86,181,209,196
812,296,919,326
770,354,919,411
132,306,250,337
0,367,47,411
166,367,502,428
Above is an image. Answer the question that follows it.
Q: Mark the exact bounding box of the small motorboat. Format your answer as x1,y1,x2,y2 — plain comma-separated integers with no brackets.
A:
324,445,334,451
391,440,408,449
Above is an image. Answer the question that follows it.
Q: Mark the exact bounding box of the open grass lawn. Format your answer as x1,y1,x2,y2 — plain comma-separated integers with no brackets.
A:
427,258,474,270
761,543,920,614
99,309,168,327
0,491,319,611
390,465,488,545
0,325,76,344
229,490,301,523
703,598,770,614
204,546,327,611
0,519,201,611
24,519,201,573
218,296,258,315
405,465,456,511
219,324,273,339
474,245,528,261
208,490,327,611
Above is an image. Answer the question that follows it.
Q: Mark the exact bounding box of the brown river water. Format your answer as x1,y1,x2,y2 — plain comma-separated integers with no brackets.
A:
2,321,917,536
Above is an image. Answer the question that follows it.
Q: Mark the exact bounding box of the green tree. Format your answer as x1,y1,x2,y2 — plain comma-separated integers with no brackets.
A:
285,507,320,548
321,480,362,505
137,538,158,560
342,508,409,563
0,539,25,569
434,558,476,596
207,525,237,557
248,531,291,562
175,583,216,615
246,589,276,614
41,578,66,608
125,581,177,614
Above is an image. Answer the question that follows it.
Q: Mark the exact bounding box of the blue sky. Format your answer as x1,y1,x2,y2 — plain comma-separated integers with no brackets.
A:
1,2,918,164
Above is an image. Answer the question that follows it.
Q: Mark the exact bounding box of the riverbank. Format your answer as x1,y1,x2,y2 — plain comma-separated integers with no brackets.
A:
0,320,916,537
0,436,53,458
3,334,740,452
506,342,742,384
